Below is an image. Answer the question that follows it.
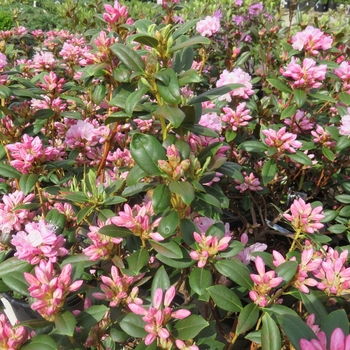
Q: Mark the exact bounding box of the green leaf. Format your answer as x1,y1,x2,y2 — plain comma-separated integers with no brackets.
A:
328,224,347,234
0,163,21,179
172,315,209,339
287,151,313,166
19,174,38,195
76,305,109,329
2,272,30,297
339,92,350,106
262,159,276,186
267,79,292,93
127,34,159,48
156,247,194,268
276,261,298,286
158,210,179,237
0,85,11,98
0,257,32,278
150,240,182,259
33,109,55,120
215,259,253,290
336,194,350,204
110,43,145,73
152,184,171,215
98,224,132,238
54,311,76,337
151,266,170,301
188,84,244,105
130,133,166,175
22,335,57,350
299,289,327,324
238,141,268,152
155,69,181,104
169,181,194,205
153,105,185,128
321,309,349,346
236,303,259,335
76,206,93,224
262,313,281,350
309,92,336,103
321,209,338,222
277,314,317,350
339,206,350,217
265,304,298,318
336,136,350,152
178,69,201,86
119,313,147,338
169,36,211,53
92,83,106,105
293,89,307,107
281,105,297,120
180,218,197,246
207,285,242,312
322,146,334,161
125,249,149,274
189,267,212,296
181,123,219,137
125,84,148,117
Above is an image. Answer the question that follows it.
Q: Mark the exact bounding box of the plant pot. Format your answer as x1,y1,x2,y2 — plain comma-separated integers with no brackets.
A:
280,0,291,8
314,1,328,11
327,1,337,10
297,0,316,10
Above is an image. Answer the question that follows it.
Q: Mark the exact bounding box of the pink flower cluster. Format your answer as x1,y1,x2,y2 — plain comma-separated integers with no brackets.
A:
300,327,350,350
129,286,191,346
0,314,29,349
196,15,221,37
281,57,327,91
284,110,315,134
339,108,350,137
283,198,324,234
24,261,83,321
292,26,333,56
234,172,263,193
93,265,143,307
6,134,60,174
0,190,35,235
221,102,252,131
83,219,123,261
262,126,302,156
103,0,132,30
0,52,7,70
111,201,164,242
11,219,68,264
216,68,255,101
334,61,350,93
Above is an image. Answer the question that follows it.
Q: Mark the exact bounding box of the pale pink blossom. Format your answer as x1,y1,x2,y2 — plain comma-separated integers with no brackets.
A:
11,219,68,264
199,112,222,133
32,51,56,71
0,314,29,349
311,125,336,148
339,110,350,137
222,102,252,131
103,0,130,29
129,286,191,346
24,261,83,321
262,127,302,155
0,53,7,70
284,110,315,134
216,68,254,101
237,242,267,265
292,26,333,56
175,339,199,350
234,172,263,193
196,15,221,37
281,57,327,91
334,61,350,92
283,198,324,234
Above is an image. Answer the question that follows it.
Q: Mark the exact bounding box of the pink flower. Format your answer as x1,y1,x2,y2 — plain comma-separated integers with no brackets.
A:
311,125,336,148
284,110,315,134
221,102,252,131
199,112,222,133
32,51,56,71
237,242,267,265
0,53,7,70
0,314,29,349
283,198,324,234
262,127,302,155
0,190,35,234
111,201,163,242
300,328,350,350
175,339,199,350
129,286,190,346
292,26,333,56
334,61,350,92
249,2,263,16
216,68,254,101
11,219,68,264
92,265,144,307
281,57,327,91
103,0,130,28
339,110,350,137
24,261,83,321
196,15,221,37
234,172,263,193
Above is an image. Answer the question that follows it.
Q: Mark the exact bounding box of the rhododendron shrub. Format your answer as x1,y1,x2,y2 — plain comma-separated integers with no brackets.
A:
0,0,350,349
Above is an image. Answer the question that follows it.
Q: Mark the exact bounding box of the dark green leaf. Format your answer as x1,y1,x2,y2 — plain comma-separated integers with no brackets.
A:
99,224,132,238
339,92,350,106
0,163,21,179
125,84,148,116
321,209,338,222
236,303,259,335
293,89,307,107
189,267,212,296
238,141,268,152
322,147,334,161
152,184,171,215
153,105,185,128
309,92,336,103
158,210,179,237
3,272,30,297
110,43,145,73
22,335,57,350
336,136,350,152
262,313,281,350
33,109,55,120
125,249,149,274
127,34,159,48
276,261,298,286
54,311,76,337
207,285,242,312
169,36,211,53
299,290,327,324
19,174,38,195
321,310,349,346
169,181,194,205
281,105,297,120
156,247,195,268
267,79,292,93
336,194,350,204
150,241,183,259
76,305,108,329
328,224,347,234
262,159,276,186
287,151,313,166
172,315,209,339
151,266,170,301
0,257,32,278
119,313,147,338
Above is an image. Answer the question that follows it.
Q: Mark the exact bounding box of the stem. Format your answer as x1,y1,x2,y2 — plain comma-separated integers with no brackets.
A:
227,333,239,350
288,229,301,253
36,182,46,218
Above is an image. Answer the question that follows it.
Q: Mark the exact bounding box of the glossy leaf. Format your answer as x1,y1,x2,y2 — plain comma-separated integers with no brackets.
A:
76,305,108,329
262,158,277,186
321,209,338,222
19,174,38,195
336,194,350,204
281,105,297,120
99,224,132,238
321,309,349,345
33,109,55,120
158,210,179,237
119,313,147,338
299,289,327,323
169,36,210,53
309,92,336,103
0,163,21,179
267,78,292,93
127,34,159,48
125,248,149,274
180,218,197,246
54,311,76,337
238,141,268,152
172,315,209,339
236,303,259,335
152,184,171,214
287,151,313,166
155,69,181,104
322,146,334,161
110,43,145,73
339,91,350,106
153,105,185,128
178,69,201,86
125,84,148,116
0,257,32,278
130,133,166,175
156,247,195,268
2,272,30,297
293,89,307,107
336,136,350,152
22,335,57,350
189,267,212,296
92,84,106,105
0,85,11,98
150,240,183,259
262,313,281,350
215,259,253,290
276,261,298,286
207,285,242,312
169,181,194,205
151,266,170,301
